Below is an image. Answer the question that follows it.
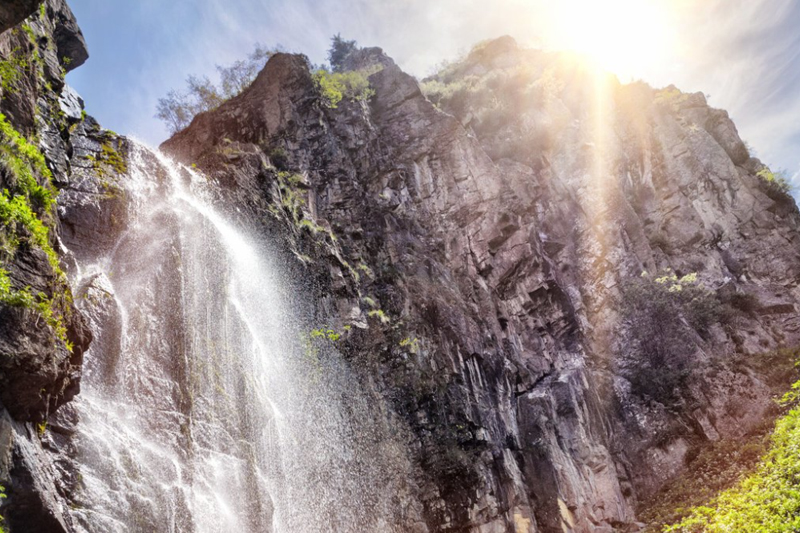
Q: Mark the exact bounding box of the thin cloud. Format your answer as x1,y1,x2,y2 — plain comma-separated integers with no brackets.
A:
67,0,800,189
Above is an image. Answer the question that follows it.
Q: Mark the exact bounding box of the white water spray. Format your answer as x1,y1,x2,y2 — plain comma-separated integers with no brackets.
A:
66,142,417,533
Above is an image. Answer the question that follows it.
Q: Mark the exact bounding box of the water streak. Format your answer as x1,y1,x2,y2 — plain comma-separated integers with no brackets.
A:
66,142,415,533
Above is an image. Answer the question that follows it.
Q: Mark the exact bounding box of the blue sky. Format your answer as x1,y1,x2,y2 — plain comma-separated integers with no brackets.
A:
66,0,800,186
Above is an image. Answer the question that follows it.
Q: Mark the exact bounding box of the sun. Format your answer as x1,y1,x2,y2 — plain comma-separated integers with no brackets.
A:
547,0,675,80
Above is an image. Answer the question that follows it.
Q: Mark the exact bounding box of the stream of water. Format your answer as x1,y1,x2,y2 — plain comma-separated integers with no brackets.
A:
65,142,415,533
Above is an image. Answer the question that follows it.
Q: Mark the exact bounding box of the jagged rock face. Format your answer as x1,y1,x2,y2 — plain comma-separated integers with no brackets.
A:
163,40,800,532
0,0,798,529
0,1,94,531
0,0,41,35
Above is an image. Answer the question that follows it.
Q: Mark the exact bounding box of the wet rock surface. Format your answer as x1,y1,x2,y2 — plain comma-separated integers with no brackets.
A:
1,2,800,531
164,40,800,532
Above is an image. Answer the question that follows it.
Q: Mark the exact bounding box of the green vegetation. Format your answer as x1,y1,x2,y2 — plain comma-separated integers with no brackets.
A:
267,147,289,171
312,68,375,109
298,218,338,243
368,309,390,324
655,86,690,107
757,168,793,197
301,324,349,374
0,112,57,260
21,24,36,45
156,44,281,134
621,271,719,406
420,50,563,153
635,347,800,531
0,48,29,93
0,114,72,350
643,433,771,531
0,269,71,350
0,483,6,533
665,395,800,532
399,337,420,354
273,171,306,224
355,262,374,278
310,326,342,342
88,140,127,177
328,34,358,72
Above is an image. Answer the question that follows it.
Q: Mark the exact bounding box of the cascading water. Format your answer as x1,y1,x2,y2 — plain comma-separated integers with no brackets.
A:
64,142,419,533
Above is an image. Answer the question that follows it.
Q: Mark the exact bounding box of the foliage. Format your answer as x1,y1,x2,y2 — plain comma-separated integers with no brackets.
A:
274,171,306,224
0,115,72,350
217,44,277,97
0,112,58,264
654,87,690,107
87,141,127,176
756,167,793,198
0,268,71,350
368,309,390,324
312,68,375,109
310,326,342,342
620,271,719,406
399,337,420,354
0,48,29,94
156,44,281,134
267,147,289,171
641,421,775,531
0,483,5,533
665,393,800,532
328,34,358,72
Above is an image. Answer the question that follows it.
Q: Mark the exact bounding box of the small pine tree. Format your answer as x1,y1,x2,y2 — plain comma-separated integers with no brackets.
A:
328,34,357,72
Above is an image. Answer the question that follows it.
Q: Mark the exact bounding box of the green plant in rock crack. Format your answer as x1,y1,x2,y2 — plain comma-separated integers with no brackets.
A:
0,48,29,94
87,140,128,178
0,114,73,350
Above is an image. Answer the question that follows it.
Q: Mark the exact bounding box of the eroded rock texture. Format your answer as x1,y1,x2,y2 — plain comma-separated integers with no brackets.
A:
161,39,800,532
0,1,95,531
0,1,799,530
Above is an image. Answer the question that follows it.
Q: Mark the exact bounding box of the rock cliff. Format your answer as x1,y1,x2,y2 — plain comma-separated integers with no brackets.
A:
0,3,799,532
162,39,800,532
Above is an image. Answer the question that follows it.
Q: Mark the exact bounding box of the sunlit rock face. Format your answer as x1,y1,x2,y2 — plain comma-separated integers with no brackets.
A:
163,38,800,532
2,0,800,531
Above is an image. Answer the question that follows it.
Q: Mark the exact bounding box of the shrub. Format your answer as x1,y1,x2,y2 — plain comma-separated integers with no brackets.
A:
620,271,719,406
267,147,289,171
0,49,28,94
156,44,281,134
312,69,375,109
756,168,793,204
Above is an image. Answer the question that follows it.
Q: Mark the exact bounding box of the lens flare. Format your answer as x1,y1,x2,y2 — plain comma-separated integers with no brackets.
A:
548,0,675,80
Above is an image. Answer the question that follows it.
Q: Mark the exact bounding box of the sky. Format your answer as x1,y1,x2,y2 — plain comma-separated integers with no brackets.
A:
66,0,800,186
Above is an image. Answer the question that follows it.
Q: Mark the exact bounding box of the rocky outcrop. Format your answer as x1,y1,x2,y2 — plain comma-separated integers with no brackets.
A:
1,1,799,530
163,39,800,532
0,0,41,35
0,1,96,531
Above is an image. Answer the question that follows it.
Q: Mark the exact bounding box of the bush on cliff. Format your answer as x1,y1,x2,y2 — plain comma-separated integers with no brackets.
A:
312,68,375,108
620,271,719,406
155,44,281,134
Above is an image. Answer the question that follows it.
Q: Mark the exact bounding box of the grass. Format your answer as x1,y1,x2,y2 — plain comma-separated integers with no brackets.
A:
757,168,793,197
87,140,127,177
650,348,800,532
0,49,28,94
664,403,800,532
0,114,73,350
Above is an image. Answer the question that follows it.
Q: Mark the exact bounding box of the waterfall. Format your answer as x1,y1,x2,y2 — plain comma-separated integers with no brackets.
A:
65,142,416,533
